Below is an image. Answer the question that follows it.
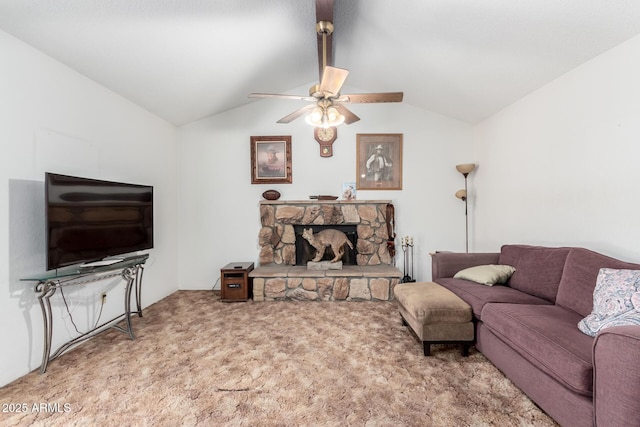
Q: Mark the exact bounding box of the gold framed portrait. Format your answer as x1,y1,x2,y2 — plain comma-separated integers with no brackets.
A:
250,136,292,184
356,133,402,190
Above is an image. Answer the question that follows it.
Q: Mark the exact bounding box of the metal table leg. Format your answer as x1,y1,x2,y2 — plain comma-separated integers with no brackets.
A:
35,280,57,374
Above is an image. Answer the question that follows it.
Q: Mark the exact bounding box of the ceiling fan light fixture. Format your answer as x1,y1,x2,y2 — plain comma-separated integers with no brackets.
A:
326,106,344,125
305,105,344,128
305,106,324,127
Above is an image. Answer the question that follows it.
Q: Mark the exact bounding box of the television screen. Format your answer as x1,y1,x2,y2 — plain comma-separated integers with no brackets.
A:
45,172,153,270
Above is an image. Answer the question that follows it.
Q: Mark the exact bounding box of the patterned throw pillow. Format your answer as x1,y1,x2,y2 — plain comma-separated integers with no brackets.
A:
578,268,640,337
632,292,640,310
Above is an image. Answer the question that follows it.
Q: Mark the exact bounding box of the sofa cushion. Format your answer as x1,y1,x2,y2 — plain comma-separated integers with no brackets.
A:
453,264,516,286
578,268,640,336
435,278,552,320
498,245,571,303
481,303,594,396
556,248,640,317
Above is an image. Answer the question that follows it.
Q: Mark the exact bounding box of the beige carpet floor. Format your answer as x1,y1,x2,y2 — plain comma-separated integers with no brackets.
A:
0,290,558,426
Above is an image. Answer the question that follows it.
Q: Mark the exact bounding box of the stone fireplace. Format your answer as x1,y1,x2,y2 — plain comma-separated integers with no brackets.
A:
258,200,393,266
251,200,402,301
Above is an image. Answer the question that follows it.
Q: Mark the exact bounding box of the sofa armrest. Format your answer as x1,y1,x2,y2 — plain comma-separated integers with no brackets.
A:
430,252,500,280
593,325,640,427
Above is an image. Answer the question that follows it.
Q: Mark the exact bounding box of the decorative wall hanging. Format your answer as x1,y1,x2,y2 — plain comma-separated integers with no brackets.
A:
356,134,403,190
250,136,292,184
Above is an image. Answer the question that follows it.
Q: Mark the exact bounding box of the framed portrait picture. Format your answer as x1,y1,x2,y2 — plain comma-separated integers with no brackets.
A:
356,134,403,190
250,136,292,184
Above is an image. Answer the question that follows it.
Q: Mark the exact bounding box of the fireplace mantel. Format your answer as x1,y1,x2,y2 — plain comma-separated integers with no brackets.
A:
260,199,392,205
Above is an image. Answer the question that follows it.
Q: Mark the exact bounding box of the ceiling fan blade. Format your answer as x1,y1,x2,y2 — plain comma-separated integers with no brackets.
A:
248,93,316,102
276,104,317,124
319,66,349,97
341,92,404,103
334,104,360,124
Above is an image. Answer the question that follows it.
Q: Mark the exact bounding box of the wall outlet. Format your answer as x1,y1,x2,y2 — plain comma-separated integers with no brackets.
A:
101,292,107,304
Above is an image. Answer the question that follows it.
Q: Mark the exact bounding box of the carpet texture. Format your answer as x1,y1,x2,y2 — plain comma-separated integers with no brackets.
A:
0,291,558,426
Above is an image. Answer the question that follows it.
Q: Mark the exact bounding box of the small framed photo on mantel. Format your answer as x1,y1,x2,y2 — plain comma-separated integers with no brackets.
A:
356,133,403,190
342,182,356,200
250,136,292,184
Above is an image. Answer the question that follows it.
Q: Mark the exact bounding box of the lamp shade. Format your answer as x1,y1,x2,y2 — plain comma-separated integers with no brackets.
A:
456,163,476,175
455,189,467,200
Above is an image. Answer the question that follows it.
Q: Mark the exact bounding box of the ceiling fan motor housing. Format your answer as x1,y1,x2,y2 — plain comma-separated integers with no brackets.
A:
316,20,334,35
309,84,322,97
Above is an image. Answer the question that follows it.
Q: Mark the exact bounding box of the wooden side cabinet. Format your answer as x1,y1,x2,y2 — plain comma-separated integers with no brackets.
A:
220,262,254,302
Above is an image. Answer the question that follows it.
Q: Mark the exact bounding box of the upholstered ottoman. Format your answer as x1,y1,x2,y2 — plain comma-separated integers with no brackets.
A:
394,282,474,356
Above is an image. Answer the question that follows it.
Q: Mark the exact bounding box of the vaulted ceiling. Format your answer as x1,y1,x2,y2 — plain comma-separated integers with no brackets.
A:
2,0,640,126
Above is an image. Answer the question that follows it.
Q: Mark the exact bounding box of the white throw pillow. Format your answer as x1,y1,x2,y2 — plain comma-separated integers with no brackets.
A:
453,264,516,286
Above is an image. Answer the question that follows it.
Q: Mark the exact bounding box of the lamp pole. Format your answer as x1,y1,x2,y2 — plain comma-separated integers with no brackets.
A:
463,173,469,253
455,163,476,253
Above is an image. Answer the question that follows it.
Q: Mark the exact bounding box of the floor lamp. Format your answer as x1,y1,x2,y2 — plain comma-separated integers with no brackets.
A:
455,163,476,253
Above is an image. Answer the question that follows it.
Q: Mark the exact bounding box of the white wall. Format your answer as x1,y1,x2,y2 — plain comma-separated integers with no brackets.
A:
177,85,474,290
473,33,640,262
0,31,179,386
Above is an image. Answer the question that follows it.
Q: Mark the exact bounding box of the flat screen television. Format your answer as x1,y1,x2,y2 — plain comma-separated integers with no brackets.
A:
45,172,154,271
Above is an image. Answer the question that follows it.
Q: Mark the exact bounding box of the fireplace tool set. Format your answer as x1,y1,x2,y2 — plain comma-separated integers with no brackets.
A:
401,236,415,283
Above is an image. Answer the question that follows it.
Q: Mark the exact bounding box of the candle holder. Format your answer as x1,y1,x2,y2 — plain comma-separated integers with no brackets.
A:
401,236,415,283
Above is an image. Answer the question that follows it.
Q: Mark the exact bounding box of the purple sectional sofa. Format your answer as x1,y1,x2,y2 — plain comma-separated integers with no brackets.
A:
431,245,640,427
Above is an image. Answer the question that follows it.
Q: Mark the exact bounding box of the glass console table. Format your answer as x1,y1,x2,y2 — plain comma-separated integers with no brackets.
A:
21,254,149,374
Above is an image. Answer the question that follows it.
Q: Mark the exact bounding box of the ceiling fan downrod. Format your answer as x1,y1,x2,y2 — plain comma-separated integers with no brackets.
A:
316,20,334,72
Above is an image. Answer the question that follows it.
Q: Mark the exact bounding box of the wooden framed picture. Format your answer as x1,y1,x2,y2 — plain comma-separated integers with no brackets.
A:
250,136,292,184
356,133,403,190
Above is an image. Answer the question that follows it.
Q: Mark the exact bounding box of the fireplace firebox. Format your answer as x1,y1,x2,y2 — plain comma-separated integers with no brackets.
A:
294,225,358,266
